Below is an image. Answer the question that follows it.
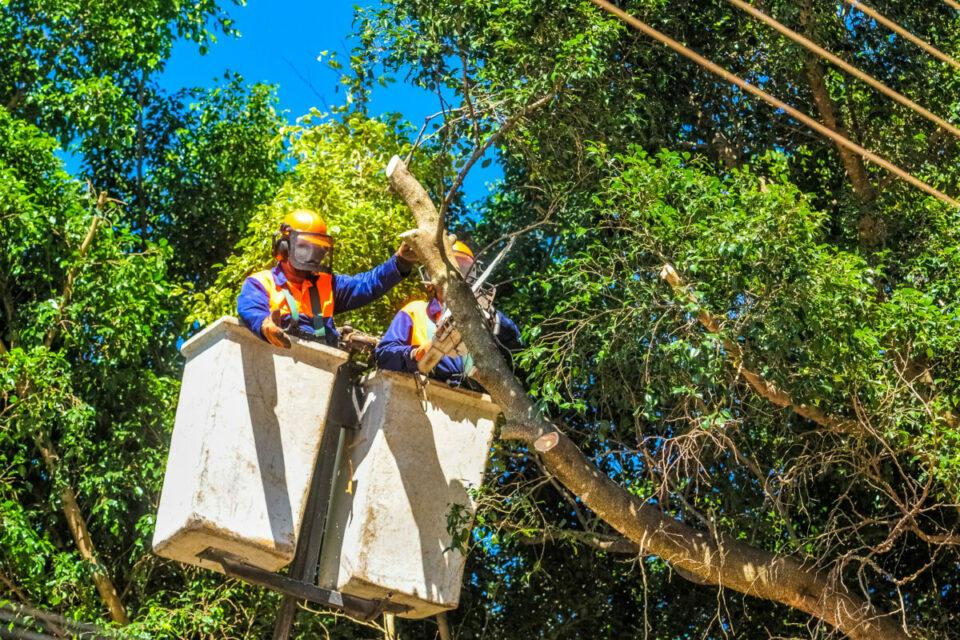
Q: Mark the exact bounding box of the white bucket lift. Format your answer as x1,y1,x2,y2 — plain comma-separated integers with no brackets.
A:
318,371,500,619
152,316,349,572
152,317,501,630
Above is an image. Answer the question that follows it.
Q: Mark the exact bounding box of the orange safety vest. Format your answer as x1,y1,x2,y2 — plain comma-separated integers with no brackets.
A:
399,300,438,346
251,269,335,320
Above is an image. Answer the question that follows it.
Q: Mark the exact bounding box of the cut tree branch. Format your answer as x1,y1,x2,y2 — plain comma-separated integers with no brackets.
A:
386,157,908,640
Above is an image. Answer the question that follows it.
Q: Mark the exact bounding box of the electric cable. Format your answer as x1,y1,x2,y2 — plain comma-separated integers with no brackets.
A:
843,0,960,72
726,0,960,140
585,0,959,208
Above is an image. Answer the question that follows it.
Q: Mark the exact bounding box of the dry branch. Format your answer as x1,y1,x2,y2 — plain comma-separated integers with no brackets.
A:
659,263,865,437
438,90,556,218
33,433,129,625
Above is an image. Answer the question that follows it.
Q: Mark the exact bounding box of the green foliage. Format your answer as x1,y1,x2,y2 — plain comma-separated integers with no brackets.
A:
193,110,424,335
0,9,293,636
508,148,960,636
0,108,175,623
143,76,287,287
0,0,240,144
360,1,960,636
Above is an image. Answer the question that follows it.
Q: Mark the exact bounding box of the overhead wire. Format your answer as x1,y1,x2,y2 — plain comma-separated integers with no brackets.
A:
843,0,960,72
585,0,959,209
725,0,960,140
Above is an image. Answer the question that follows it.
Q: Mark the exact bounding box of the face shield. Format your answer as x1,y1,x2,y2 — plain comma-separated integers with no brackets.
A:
456,254,477,285
288,229,334,274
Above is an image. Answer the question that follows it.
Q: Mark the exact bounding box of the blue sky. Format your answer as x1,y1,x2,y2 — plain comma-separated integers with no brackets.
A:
157,0,500,203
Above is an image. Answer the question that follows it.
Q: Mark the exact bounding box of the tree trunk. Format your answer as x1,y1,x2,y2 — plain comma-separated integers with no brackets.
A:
799,1,886,248
384,156,910,640
800,4,875,204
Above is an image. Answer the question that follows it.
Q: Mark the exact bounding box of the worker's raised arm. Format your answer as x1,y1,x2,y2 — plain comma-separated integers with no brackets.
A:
332,249,415,315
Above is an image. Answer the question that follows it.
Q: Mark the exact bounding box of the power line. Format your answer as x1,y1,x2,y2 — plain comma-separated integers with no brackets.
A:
844,0,960,72
726,0,960,140
585,0,958,209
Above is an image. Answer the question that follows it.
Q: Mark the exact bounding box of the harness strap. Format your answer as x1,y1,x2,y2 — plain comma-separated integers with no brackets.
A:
280,287,299,325
280,283,326,338
308,285,326,337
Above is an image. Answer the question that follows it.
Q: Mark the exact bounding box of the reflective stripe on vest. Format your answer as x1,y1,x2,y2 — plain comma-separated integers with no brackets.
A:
251,269,335,320
401,300,437,346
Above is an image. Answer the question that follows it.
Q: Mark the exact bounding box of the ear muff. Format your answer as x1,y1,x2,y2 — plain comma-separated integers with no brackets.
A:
272,224,292,260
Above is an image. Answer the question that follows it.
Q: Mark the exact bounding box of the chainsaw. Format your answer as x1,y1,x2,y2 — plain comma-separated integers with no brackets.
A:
417,237,515,376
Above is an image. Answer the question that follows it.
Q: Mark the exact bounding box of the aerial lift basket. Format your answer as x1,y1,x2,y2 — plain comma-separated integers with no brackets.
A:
152,316,349,572
318,370,500,619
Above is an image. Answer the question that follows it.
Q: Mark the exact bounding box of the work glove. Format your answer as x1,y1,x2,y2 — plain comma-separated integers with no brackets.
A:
411,344,429,362
261,308,292,349
395,240,420,275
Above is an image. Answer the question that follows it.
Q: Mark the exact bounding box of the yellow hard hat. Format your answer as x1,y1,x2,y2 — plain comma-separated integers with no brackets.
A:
282,209,328,241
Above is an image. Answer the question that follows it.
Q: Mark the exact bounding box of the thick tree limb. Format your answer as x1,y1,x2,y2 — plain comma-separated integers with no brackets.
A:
799,1,876,206
532,432,905,640
387,156,549,442
33,433,129,625
804,57,875,204
660,264,865,437
386,158,908,640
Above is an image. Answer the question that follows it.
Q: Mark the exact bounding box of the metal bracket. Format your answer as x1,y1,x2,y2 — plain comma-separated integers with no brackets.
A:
325,363,364,430
267,361,375,640
198,549,408,621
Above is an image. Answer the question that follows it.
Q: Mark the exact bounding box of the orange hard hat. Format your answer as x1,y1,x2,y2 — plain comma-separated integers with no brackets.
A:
452,241,474,260
275,209,334,272
280,209,327,244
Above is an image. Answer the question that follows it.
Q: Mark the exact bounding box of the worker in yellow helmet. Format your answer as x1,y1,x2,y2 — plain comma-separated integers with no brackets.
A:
375,240,521,386
237,209,419,348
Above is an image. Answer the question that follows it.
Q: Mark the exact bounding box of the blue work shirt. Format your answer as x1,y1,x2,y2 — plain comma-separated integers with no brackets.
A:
375,296,522,386
237,256,409,348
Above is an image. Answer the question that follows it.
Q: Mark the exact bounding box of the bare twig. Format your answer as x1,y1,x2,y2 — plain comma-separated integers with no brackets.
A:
439,89,557,219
